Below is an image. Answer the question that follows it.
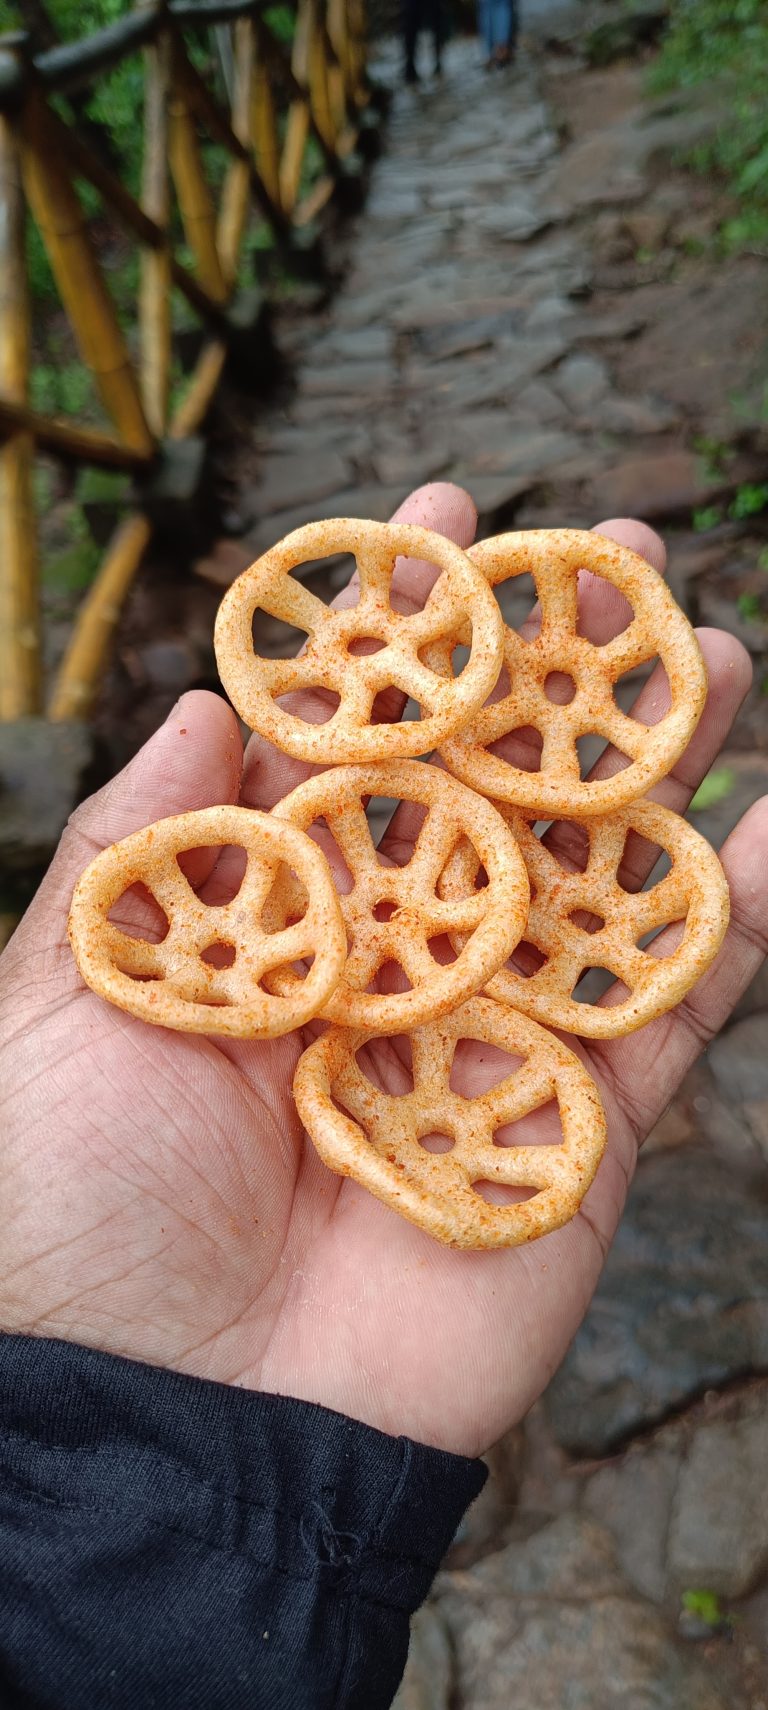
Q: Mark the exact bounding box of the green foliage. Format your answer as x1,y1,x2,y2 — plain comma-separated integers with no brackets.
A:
689,769,736,813
729,481,768,520
692,504,723,533
41,506,100,594
30,361,94,418
681,1588,725,1627
264,5,296,45
651,1,768,252
692,434,731,480
737,591,764,622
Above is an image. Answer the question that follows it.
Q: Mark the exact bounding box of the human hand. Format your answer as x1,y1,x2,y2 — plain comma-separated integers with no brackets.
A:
1,484,765,1458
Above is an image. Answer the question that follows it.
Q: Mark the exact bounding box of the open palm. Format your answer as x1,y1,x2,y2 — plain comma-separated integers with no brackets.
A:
1,483,766,1460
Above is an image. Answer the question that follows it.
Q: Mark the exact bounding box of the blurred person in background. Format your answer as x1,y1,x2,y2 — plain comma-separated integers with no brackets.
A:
479,0,518,67
402,0,443,83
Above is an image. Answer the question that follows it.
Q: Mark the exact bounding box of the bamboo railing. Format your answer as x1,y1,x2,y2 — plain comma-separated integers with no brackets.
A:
0,0,369,724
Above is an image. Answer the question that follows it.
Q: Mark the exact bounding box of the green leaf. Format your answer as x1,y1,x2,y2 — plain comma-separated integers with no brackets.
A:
689,768,736,812
737,591,763,621
681,1589,723,1627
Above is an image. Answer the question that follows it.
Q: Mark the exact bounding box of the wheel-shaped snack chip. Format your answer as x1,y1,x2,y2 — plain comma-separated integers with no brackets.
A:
434,529,706,818
213,518,504,762
293,995,607,1248
68,805,346,1037
440,798,729,1038
269,761,529,1032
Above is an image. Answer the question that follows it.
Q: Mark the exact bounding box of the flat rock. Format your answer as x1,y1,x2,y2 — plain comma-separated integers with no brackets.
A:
0,719,94,873
390,1606,452,1710
438,1516,728,1710
551,353,611,410
471,201,553,243
709,1015,768,1106
583,1443,682,1603
192,537,254,588
543,1144,768,1454
250,450,351,515
668,1396,768,1597
245,485,408,555
587,448,716,521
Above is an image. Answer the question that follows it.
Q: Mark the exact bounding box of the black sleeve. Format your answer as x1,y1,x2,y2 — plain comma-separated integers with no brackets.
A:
0,1335,485,1710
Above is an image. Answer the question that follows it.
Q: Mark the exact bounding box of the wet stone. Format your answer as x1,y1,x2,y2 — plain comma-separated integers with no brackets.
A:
543,1144,768,1455
390,1606,452,1710
0,719,94,873
709,1015,768,1108
668,1397,768,1597
437,1515,729,1710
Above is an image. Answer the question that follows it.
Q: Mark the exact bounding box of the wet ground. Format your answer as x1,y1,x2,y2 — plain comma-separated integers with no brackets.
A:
36,4,768,1700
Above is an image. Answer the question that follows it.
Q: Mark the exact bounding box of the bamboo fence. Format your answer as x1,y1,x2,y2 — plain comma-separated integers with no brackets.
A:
0,0,370,724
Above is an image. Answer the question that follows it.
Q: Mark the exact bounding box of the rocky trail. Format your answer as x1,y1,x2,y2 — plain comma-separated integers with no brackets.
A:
61,5,768,1701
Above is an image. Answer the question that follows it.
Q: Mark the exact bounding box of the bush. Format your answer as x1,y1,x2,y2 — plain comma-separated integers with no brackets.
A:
650,0,768,251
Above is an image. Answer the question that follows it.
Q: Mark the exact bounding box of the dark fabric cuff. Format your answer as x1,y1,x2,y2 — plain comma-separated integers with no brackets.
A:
0,1333,486,1616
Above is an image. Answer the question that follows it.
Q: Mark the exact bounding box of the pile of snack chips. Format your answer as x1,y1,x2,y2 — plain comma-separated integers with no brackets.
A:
69,522,728,1249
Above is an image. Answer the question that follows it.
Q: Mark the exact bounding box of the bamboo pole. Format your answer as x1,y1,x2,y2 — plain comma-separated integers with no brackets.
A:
20,89,155,457
327,0,352,97
140,27,172,437
49,106,235,335
217,16,253,289
0,396,150,468
306,0,335,152
280,0,313,213
0,107,41,719
167,47,228,304
48,513,153,721
173,30,288,240
169,339,228,439
251,27,282,212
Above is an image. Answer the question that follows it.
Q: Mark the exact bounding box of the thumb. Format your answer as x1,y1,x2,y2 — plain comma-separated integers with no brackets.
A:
28,689,242,926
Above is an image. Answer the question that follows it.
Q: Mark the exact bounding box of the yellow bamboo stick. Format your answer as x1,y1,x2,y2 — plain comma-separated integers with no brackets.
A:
328,0,352,95
306,0,336,151
294,172,335,226
168,45,228,303
48,513,153,722
218,16,253,289
20,90,155,457
0,396,149,468
169,340,228,440
0,108,41,720
140,29,172,437
280,0,313,212
251,28,282,211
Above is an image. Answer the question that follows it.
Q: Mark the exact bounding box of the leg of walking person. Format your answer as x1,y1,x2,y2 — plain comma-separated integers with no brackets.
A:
492,0,514,64
478,0,494,64
402,0,420,82
428,0,443,77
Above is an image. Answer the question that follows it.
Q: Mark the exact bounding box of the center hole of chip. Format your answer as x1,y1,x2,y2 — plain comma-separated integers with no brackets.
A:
418,1132,454,1154
201,941,236,969
544,670,577,705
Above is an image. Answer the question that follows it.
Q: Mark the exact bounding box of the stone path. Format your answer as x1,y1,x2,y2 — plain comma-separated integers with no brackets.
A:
111,11,768,1703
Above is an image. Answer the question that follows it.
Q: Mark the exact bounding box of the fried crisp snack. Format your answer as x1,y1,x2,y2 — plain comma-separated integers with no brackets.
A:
434,529,706,818
213,518,504,762
440,799,729,1038
270,761,529,1031
68,805,346,1038
293,995,607,1248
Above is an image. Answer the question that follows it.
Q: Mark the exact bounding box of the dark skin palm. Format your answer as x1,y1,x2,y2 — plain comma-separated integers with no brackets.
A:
1,483,766,1458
